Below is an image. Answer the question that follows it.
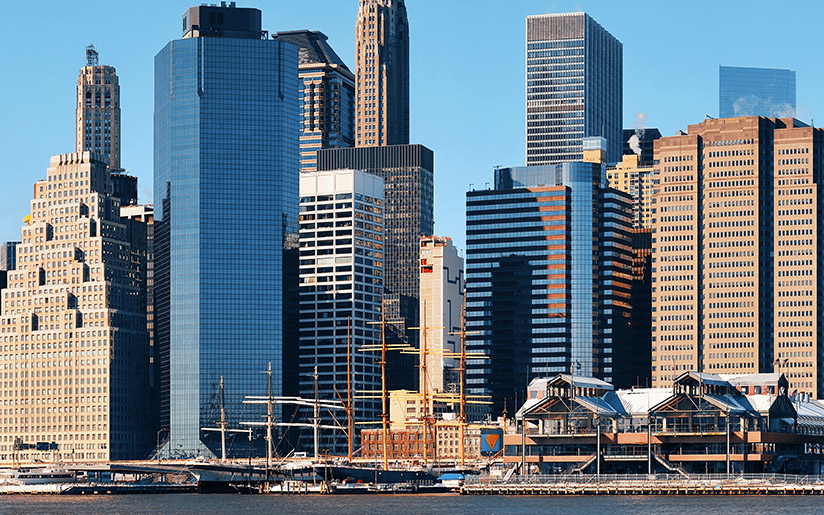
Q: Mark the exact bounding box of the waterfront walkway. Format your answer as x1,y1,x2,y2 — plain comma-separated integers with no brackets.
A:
462,473,824,495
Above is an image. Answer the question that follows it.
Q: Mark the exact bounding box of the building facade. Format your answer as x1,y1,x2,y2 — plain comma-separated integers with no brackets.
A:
298,169,382,454
526,12,622,165
153,4,299,457
273,30,355,172
355,0,409,147
0,152,150,463
719,66,796,118
465,147,634,417
651,116,824,398
419,236,463,394
607,153,656,229
317,145,434,389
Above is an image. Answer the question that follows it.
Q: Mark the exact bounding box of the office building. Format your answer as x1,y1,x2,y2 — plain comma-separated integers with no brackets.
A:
0,152,151,463
317,144,434,389
526,13,622,165
355,0,409,147
0,242,18,271
76,45,121,171
273,30,355,172
154,3,299,456
607,154,655,229
651,116,824,397
298,169,382,454
719,66,796,118
465,138,634,416
622,127,661,166
419,236,463,394
120,205,157,440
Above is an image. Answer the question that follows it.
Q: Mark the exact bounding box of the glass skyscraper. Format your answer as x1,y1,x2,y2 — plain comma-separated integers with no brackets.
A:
719,66,796,118
154,4,299,457
465,143,633,416
526,13,622,165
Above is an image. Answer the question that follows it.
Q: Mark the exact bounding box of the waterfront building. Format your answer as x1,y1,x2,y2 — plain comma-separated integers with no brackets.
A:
465,138,635,417
607,153,655,229
651,116,824,397
526,12,622,165
719,66,796,118
0,152,151,463
355,0,409,147
0,242,18,271
273,30,355,172
622,128,661,167
317,144,434,389
510,372,824,475
419,236,463,394
153,3,299,457
361,422,491,462
298,169,382,454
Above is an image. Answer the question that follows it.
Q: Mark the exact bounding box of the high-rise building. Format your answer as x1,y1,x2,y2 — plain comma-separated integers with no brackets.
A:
355,0,409,147
0,152,151,463
0,242,18,271
465,138,634,416
75,45,138,206
526,13,622,165
273,30,355,172
154,3,299,456
119,205,157,441
317,145,434,389
419,236,464,394
76,45,121,171
651,116,824,397
298,169,382,454
719,66,796,118
607,154,655,229
622,128,662,166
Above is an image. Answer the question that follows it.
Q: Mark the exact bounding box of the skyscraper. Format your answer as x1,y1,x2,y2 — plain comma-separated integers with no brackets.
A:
0,152,151,463
355,0,409,147
607,154,656,229
651,116,824,397
76,45,121,171
622,127,662,166
76,46,138,206
317,145,433,389
298,169,382,454
526,13,622,165
154,4,299,456
419,236,463,394
465,138,634,416
273,30,355,172
719,66,796,118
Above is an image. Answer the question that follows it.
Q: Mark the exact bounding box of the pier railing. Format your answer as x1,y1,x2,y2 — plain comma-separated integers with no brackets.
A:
466,473,824,486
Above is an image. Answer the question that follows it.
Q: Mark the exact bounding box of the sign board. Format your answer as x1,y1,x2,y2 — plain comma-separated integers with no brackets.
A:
480,428,503,455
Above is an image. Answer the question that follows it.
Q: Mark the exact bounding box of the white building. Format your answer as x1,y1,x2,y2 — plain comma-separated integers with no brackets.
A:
298,169,383,454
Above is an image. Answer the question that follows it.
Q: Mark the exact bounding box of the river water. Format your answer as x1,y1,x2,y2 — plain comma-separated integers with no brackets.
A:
1,494,821,514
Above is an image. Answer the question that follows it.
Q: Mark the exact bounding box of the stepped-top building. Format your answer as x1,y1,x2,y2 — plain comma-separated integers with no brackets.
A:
0,152,150,463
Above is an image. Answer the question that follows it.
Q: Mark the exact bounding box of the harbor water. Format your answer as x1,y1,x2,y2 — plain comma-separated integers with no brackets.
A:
1,494,822,515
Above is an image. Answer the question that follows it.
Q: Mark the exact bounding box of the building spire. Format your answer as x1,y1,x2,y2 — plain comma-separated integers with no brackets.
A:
86,44,99,66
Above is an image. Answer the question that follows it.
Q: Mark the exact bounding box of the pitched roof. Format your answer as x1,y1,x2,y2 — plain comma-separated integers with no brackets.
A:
273,30,351,71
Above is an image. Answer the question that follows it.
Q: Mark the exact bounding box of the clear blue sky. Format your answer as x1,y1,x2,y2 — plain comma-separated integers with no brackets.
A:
2,0,822,252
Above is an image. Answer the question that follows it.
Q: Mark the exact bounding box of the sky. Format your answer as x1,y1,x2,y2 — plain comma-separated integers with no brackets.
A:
2,0,823,252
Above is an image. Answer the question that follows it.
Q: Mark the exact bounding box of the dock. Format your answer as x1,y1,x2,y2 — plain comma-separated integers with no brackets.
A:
461,473,824,495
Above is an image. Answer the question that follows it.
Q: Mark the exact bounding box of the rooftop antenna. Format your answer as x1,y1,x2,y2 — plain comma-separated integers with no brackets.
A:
86,44,99,66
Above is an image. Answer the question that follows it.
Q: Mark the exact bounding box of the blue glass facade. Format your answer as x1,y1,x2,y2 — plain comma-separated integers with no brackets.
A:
154,17,299,456
719,66,796,118
526,13,622,165
465,162,633,416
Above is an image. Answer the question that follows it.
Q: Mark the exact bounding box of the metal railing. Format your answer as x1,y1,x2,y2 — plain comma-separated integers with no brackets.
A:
465,473,824,486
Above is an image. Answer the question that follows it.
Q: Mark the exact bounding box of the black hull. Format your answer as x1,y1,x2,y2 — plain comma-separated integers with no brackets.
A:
319,465,436,484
